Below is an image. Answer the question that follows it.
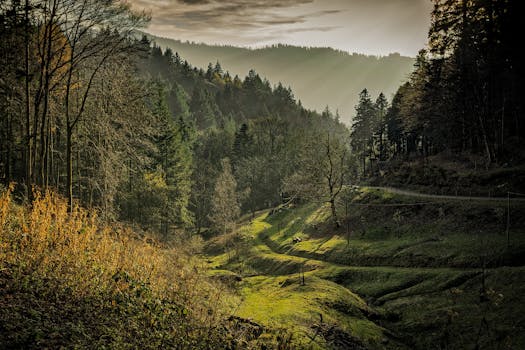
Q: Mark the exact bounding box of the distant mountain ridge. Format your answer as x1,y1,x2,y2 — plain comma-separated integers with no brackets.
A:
145,33,415,124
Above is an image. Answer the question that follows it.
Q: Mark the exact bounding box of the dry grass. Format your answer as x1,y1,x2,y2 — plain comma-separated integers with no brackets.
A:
0,186,243,348
2,186,202,304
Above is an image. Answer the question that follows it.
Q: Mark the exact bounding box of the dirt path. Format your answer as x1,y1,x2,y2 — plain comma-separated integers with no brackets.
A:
364,186,525,202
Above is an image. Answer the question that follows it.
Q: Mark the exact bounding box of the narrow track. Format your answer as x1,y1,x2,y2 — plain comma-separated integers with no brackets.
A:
364,186,525,202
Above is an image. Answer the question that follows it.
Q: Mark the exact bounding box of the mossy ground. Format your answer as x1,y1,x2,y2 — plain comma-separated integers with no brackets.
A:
204,187,525,349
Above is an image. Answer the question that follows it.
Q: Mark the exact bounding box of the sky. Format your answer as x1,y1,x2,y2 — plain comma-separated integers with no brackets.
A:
128,0,433,57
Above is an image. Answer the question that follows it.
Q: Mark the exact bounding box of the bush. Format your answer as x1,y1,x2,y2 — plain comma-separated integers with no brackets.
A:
0,186,237,349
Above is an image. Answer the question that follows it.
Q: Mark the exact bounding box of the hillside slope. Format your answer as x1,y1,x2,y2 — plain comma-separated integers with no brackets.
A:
0,188,289,349
146,35,415,123
204,187,525,349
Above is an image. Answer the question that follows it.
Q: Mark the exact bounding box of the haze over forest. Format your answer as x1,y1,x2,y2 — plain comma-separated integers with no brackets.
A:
130,0,430,122
145,34,415,123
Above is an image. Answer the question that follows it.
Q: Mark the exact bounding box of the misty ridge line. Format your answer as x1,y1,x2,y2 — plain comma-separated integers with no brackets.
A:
137,31,415,60
141,32,415,123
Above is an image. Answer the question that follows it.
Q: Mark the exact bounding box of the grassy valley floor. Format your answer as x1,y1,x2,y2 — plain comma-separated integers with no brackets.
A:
203,187,525,349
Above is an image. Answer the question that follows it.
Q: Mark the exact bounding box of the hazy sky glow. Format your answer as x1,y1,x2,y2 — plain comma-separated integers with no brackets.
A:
129,0,433,57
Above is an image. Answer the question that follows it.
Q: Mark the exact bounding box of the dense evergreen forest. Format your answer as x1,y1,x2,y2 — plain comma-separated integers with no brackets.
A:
0,0,349,238
350,0,524,168
3,0,521,236
146,34,415,124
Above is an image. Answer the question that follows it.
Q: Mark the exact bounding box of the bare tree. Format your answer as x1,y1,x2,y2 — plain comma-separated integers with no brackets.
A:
324,133,347,227
24,0,32,200
9,0,147,207
53,0,147,210
76,58,155,219
209,158,240,234
285,132,351,228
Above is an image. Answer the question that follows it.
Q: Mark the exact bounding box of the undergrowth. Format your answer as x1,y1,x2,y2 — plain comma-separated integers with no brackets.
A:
0,186,288,349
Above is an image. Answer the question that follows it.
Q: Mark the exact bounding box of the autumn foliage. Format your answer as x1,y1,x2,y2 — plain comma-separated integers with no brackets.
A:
0,186,237,348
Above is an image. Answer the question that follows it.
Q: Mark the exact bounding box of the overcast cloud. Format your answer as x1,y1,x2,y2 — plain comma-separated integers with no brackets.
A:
129,0,433,56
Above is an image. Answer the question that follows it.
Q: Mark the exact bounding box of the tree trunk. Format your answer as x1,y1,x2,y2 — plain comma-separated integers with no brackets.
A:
64,35,76,212
330,198,340,228
6,114,13,183
39,19,54,189
24,0,32,201
49,119,54,188
44,119,50,188
379,130,383,161
38,110,48,188
478,113,493,165
67,126,73,211
1,114,12,183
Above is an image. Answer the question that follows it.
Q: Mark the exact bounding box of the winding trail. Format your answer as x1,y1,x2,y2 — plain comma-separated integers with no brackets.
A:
363,186,525,202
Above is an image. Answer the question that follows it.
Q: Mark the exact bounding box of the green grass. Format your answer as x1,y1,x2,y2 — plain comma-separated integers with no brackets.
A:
255,190,525,268
236,275,384,349
203,187,525,349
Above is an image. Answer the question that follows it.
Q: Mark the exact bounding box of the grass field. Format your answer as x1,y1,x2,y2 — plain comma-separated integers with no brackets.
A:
204,187,525,349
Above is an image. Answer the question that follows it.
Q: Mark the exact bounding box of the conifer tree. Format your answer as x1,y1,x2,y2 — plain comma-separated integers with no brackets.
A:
374,92,388,161
351,89,375,176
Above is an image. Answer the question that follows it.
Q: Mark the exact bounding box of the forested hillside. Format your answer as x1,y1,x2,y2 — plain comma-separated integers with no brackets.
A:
145,34,415,123
0,0,350,347
137,40,351,235
0,0,350,238
347,0,524,190
1,0,523,349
